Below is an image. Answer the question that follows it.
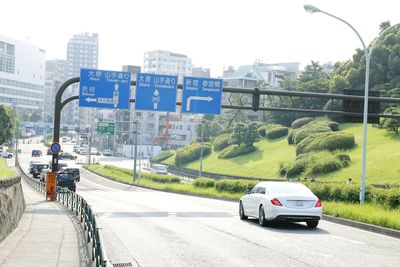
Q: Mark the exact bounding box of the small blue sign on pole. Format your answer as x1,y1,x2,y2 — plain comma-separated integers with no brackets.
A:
79,68,131,109
182,77,223,115
135,73,178,112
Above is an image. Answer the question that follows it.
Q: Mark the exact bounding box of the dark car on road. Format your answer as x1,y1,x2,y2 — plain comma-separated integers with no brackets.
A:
61,167,80,182
31,149,42,157
30,163,50,178
56,172,76,192
59,152,77,160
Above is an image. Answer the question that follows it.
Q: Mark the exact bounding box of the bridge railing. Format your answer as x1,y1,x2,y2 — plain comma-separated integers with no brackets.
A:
16,160,111,267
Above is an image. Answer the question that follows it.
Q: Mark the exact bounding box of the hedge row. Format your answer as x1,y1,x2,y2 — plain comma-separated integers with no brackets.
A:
175,142,212,165
152,150,175,163
213,134,231,151
218,144,256,159
193,178,216,188
296,131,355,155
214,179,258,193
140,173,181,184
306,183,400,209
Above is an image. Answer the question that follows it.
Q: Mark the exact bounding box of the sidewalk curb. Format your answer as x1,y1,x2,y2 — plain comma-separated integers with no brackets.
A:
322,214,400,239
84,166,400,239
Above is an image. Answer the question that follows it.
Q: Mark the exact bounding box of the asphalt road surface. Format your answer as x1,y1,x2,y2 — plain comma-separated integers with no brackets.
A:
19,140,400,267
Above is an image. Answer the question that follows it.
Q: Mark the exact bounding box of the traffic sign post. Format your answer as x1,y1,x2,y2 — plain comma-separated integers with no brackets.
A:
182,77,223,114
135,73,178,112
98,122,115,135
79,68,131,109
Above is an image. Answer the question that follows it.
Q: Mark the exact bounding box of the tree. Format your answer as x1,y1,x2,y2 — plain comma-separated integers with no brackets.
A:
0,105,15,145
381,107,400,135
229,123,246,146
244,122,261,147
299,61,328,83
195,120,221,142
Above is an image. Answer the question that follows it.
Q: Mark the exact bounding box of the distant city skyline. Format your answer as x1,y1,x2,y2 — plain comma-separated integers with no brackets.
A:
1,0,399,77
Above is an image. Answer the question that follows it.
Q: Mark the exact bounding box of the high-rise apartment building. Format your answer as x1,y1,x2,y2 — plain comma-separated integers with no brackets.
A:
63,33,98,126
192,67,210,78
0,34,45,110
44,59,66,121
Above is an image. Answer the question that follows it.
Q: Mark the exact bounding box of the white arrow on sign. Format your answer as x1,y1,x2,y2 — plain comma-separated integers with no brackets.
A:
186,96,213,111
85,97,97,103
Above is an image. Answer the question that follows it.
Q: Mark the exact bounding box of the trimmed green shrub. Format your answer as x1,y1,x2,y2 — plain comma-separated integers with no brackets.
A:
291,117,314,129
215,179,258,193
152,150,175,163
140,173,181,183
336,154,351,167
296,132,355,155
280,151,350,178
258,124,288,139
293,121,332,144
328,121,340,131
193,178,216,188
214,134,231,151
287,130,296,145
218,144,256,159
175,142,212,165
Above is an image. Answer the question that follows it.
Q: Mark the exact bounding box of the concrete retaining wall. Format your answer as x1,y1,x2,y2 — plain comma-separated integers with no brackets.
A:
0,176,25,242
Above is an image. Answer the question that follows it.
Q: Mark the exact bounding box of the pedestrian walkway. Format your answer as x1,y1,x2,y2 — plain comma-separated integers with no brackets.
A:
0,177,89,266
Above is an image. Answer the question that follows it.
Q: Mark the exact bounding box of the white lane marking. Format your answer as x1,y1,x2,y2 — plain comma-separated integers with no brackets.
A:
331,235,365,245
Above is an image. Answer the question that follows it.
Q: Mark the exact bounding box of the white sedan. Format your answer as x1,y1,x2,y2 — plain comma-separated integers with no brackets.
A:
239,182,322,228
0,151,13,158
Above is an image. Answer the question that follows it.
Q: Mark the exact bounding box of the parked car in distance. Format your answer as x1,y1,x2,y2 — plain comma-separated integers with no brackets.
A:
59,152,77,160
56,172,76,192
150,164,168,175
30,162,50,178
40,168,52,182
61,167,80,182
73,144,80,153
31,149,42,157
102,149,113,156
78,147,87,155
0,151,13,158
239,182,322,228
89,147,99,155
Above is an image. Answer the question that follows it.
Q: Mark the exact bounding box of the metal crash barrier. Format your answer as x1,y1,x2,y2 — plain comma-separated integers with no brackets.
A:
16,160,110,267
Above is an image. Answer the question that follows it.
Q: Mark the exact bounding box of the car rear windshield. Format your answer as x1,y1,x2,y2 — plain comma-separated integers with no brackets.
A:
269,183,311,194
57,173,75,182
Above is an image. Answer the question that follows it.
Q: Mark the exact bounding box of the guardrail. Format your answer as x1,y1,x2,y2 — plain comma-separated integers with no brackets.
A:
16,161,110,267
165,164,283,181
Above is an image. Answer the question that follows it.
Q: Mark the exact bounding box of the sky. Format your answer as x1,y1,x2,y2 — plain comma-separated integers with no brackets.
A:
1,0,399,77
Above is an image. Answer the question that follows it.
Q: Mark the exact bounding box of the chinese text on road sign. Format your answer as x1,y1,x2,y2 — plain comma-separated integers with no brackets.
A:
79,68,131,109
135,73,178,112
182,77,223,114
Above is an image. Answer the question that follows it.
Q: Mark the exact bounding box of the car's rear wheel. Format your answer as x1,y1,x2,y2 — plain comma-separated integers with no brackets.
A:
306,220,319,228
258,205,267,226
239,202,248,220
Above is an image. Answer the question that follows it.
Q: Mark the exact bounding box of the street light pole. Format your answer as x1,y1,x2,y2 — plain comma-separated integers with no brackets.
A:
304,4,400,203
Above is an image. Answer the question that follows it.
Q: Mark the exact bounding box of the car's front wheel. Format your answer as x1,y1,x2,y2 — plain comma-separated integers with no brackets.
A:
239,202,248,220
306,220,319,228
7,155,12,158
258,205,267,226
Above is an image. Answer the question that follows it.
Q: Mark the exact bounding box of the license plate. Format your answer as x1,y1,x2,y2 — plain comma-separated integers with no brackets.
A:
293,201,304,207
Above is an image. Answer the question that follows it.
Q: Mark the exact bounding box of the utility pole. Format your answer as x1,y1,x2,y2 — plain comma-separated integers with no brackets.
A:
133,120,138,181
199,123,204,177
87,124,91,165
113,110,117,156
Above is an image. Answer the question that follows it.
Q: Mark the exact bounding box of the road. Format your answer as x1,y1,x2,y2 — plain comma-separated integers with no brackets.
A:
18,139,400,267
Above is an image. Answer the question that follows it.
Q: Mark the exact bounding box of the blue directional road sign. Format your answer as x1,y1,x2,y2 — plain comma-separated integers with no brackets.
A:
135,73,178,112
79,68,131,109
182,77,223,115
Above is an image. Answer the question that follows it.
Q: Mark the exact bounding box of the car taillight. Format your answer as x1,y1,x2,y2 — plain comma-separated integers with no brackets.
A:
271,198,282,206
315,199,322,207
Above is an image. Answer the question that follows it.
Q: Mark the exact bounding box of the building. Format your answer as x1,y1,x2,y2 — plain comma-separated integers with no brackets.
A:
63,33,99,126
142,50,197,148
222,61,299,120
0,34,45,110
192,67,210,78
44,59,66,122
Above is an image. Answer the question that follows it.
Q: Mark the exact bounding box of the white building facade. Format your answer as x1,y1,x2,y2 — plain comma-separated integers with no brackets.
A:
0,34,45,110
44,59,66,121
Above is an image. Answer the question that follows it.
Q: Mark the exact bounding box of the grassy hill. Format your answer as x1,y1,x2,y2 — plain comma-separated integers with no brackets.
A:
164,123,400,184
